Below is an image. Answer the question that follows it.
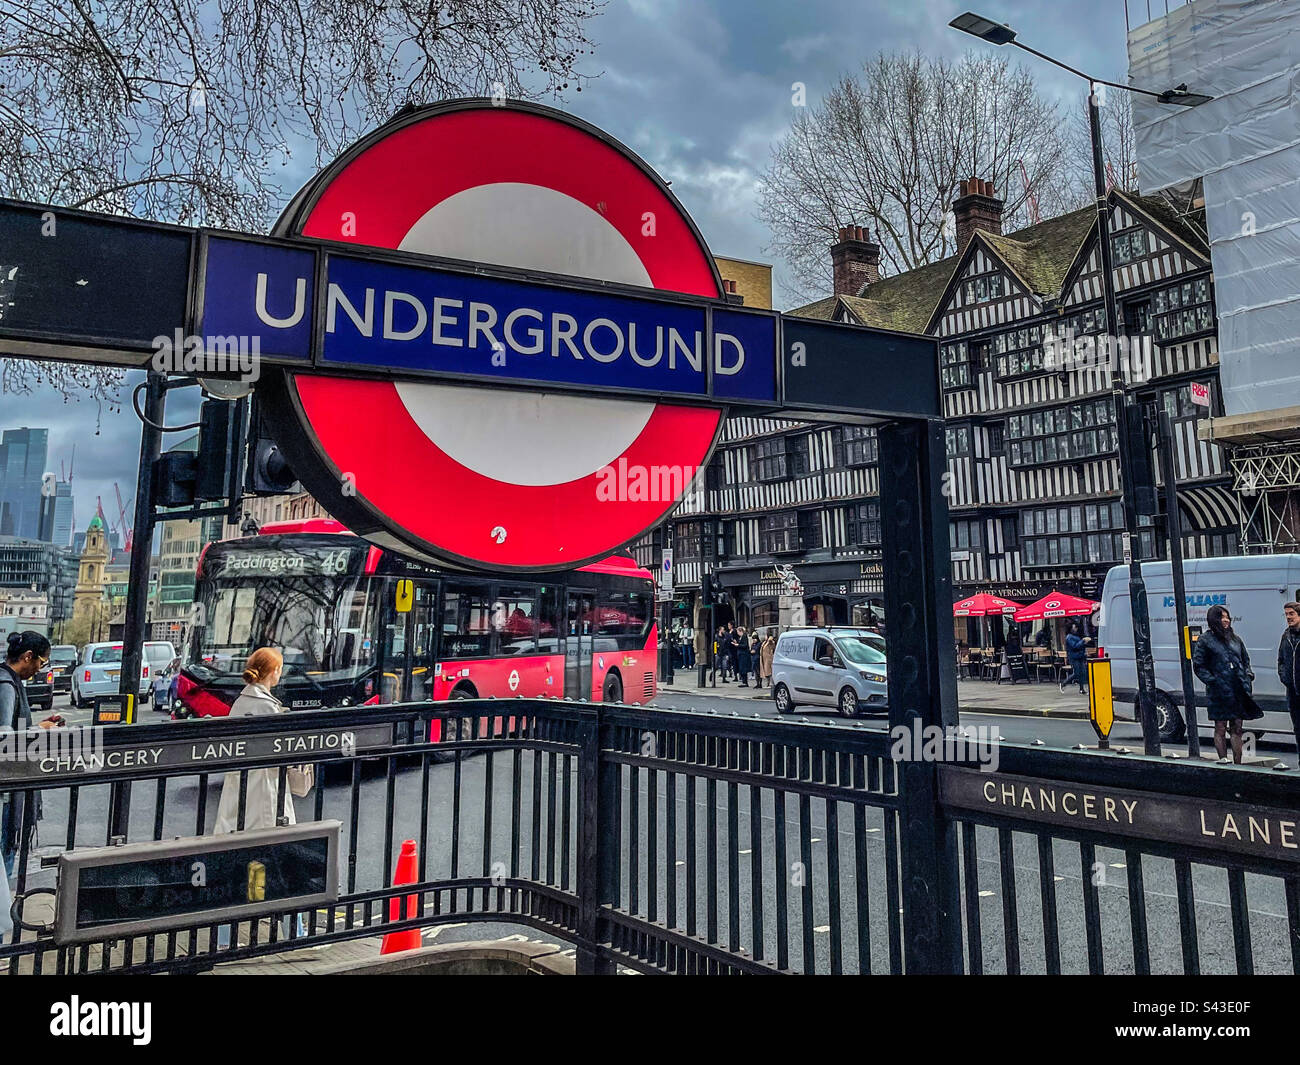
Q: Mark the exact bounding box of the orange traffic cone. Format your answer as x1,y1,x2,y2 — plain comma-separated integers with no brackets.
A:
380,839,422,954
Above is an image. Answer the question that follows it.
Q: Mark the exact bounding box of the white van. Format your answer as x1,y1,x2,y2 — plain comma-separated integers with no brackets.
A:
1097,555,1300,743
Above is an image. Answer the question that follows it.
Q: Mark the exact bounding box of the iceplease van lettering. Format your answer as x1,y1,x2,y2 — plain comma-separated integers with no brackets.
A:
1163,593,1228,608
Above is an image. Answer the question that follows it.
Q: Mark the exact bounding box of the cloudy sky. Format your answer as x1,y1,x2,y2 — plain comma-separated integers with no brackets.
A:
3,0,1147,545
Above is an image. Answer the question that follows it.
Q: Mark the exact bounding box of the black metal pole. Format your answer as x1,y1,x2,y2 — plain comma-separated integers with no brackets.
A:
110,369,164,839
1157,410,1201,758
1089,90,1161,756
120,370,164,702
658,531,674,685
880,418,962,973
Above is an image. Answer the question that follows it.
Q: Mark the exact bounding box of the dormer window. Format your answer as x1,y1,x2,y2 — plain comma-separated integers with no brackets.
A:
962,273,1006,304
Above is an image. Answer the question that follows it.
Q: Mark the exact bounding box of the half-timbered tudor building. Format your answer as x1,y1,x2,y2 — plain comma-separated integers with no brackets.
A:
636,183,1234,639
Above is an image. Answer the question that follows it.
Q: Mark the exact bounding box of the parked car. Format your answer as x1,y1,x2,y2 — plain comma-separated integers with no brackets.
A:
145,641,179,712
70,642,151,709
771,627,888,717
48,644,78,696
23,663,56,713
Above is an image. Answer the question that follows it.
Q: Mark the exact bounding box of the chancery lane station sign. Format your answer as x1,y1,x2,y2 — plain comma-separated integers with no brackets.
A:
941,766,1300,865
0,99,938,572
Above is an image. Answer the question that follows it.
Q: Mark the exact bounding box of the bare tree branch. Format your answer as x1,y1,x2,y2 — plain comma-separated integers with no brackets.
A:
759,51,1079,303
0,0,606,399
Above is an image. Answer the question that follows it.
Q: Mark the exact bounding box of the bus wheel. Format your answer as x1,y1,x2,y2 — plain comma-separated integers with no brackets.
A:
1153,691,1186,743
446,686,477,742
602,673,623,705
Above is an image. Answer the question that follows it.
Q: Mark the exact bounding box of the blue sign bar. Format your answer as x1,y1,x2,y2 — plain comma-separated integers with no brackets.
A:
0,196,940,421
200,234,781,403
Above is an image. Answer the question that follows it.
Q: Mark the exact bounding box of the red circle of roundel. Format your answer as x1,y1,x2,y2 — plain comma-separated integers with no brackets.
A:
284,104,723,569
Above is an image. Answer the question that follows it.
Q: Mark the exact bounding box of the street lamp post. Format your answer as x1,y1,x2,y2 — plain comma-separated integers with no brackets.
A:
950,13,1212,756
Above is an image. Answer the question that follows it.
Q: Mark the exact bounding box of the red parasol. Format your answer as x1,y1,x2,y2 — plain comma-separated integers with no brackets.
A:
1012,590,1099,623
953,593,1020,617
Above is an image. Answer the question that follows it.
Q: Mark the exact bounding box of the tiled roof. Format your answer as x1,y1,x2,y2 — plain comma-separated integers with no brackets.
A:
786,192,1209,334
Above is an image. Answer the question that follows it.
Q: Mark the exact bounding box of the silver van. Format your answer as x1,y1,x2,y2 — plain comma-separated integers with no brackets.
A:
771,627,888,717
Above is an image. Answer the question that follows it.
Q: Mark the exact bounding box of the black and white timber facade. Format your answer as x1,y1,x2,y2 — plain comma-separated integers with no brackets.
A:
634,185,1235,634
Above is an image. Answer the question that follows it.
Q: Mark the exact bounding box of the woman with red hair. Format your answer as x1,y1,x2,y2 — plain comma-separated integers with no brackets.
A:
213,647,292,833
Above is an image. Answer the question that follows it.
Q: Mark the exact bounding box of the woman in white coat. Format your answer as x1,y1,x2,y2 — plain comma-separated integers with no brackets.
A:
213,647,294,834
212,647,308,946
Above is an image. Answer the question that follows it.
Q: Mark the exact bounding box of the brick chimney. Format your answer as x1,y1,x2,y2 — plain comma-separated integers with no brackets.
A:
952,178,1005,254
830,226,881,296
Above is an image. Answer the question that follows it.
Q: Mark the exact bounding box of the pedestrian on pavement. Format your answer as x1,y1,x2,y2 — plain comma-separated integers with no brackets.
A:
213,648,296,834
0,631,51,879
213,647,310,945
1193,604,1264,764
759,633,776,688
736,626,752,686
1064,622,1089,694
1276,602,1300,753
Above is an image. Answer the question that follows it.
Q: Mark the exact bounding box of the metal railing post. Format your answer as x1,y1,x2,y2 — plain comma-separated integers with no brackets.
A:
575,712,615,974
880,419,964,974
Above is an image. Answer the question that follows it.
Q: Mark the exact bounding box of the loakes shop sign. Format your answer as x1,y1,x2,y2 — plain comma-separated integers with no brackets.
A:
941,767,1300,865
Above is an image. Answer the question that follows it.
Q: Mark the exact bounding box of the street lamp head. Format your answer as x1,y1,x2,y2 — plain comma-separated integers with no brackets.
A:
1157,84,1214,107
949,11,1017,45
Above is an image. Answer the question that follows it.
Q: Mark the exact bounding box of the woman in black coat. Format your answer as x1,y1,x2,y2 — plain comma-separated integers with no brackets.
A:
1192,604,1263,763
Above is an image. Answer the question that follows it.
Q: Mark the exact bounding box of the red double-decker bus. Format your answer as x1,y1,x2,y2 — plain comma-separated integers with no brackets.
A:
176,520,657,724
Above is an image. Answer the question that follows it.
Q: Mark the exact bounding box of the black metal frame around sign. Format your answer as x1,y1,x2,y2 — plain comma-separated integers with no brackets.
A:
0,196,939,423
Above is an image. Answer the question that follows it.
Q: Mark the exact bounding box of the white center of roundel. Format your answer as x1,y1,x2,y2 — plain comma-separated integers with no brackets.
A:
394,182,656,486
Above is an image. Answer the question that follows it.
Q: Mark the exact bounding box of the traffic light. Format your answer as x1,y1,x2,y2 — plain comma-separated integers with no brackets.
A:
152,398,246,509
246,396,301,496
153,450,197,508
1124,404,1159,517
701,572,724,607
195,398,239,502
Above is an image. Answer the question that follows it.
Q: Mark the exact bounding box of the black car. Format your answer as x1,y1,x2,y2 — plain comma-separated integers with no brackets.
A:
23,664,55,712
48,644,77,696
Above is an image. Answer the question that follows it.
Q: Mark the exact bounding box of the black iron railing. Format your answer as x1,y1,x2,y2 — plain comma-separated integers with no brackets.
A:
1,700,1297,975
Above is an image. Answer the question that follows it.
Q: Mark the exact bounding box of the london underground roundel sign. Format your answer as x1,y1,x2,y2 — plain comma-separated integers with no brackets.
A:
262,100,725,571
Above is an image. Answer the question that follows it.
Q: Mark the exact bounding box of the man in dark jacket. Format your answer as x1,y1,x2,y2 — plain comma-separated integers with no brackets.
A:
1064,623,1089,694
0,631,50,877
1276,601,1300,752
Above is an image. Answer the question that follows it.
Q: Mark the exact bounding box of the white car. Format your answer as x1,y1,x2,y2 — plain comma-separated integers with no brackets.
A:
771,627,889,717
70,642,151,709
